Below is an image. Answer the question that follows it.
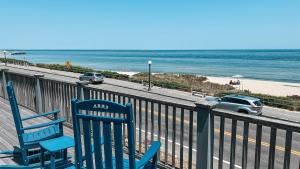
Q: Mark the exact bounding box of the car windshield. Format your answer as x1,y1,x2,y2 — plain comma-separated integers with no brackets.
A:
253,100,262,106
95,74,102,77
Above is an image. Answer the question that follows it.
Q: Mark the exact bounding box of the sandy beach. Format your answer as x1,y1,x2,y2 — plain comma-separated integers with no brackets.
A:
206,76,300,97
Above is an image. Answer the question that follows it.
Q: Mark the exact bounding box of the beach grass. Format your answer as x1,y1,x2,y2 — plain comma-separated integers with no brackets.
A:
36,63,129,80
130,72,234,95
0,58,33,66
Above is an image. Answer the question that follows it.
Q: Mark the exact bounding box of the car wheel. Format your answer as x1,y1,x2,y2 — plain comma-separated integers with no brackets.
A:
89,79,94,84
238,110,248,114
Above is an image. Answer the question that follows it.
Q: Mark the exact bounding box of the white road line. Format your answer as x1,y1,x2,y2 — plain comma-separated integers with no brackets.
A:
136,128,242,169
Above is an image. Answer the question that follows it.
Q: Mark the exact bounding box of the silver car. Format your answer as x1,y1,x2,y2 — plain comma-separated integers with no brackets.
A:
79,72,104,84
206,94,263,115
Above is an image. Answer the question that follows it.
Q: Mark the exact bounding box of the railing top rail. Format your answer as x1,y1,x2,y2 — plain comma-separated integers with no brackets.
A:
212,108,300,132
4,68,78,85
83,84,196,110
4,68,196,109
4,69,36,79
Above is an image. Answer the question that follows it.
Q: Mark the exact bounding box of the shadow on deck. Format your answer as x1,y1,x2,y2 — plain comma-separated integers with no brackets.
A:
0,97,74,165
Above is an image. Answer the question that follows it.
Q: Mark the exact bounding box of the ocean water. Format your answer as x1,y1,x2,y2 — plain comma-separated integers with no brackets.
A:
10,50,300,83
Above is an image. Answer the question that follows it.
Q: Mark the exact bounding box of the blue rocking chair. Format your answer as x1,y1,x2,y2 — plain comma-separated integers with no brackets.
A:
70,99,161,169
2,81,66,166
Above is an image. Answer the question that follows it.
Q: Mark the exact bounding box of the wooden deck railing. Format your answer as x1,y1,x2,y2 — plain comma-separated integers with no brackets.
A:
1,67,300,169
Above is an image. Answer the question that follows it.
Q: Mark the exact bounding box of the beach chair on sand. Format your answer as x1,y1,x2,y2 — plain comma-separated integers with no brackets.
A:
69,99,161,169
0,81,66,166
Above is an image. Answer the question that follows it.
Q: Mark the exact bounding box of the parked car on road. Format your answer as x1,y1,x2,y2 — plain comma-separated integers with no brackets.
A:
206,94,263,115
79,72,104,84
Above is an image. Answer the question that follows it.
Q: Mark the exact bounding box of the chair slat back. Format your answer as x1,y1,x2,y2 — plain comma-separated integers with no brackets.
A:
6,81,24,137
71,99,136,169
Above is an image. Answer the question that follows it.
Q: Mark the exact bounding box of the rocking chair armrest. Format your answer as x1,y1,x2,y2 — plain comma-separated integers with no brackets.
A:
21,110,60,121
21,118,65,131
136,141,161,169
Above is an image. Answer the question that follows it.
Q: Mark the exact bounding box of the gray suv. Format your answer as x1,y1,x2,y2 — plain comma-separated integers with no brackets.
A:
206,94,263,115
79,72,104,84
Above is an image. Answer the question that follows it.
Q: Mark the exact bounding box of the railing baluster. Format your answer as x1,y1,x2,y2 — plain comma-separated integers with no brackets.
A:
242,122,249,169
64,84,68,117
118,94,121,103
180,108,184,169
254,124,262,169
172,106,176,167
0,69,8,99
283,130,293,169
134,98,137,143
112,94,116,117
99,90,103,99
151,101,154,143
145,101,149,150
230,119,237,169
165,105,169,164
138,99,142,153
34,74,44,114
218,116,225,169
268,127,277,169
188,110,193,169
157,103,162,160
62,84,67,118
108,93,111,101
122,96,126,146
104,92,107,100
122,95,125,104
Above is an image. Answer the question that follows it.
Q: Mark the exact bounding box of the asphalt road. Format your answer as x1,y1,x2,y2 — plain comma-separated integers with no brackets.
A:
2,64,300,169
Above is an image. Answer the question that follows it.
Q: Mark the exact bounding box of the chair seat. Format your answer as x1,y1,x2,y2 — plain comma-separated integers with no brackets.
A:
22,125,60,144
40,136,74,153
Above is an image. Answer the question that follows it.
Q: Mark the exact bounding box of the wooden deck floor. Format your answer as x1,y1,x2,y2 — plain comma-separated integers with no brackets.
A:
0,97,74,165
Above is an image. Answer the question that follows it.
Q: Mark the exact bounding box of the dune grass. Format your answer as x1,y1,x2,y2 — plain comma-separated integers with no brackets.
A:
130,72,234,95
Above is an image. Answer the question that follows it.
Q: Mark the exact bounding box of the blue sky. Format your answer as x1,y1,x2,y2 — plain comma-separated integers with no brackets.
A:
0,1,299,49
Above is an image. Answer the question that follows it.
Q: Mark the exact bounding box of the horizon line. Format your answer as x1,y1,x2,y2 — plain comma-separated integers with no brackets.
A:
1,48,300,51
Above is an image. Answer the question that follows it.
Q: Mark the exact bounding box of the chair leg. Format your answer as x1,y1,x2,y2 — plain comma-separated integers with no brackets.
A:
63,149,68,161
151,154,158,169
50,153,56,169
21,149,28,166
40,148,45,167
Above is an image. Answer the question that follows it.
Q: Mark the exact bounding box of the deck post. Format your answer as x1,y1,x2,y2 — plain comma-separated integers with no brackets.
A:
76,81,89,100
195,100,215,169
34,74,44,114
1,68,8,99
